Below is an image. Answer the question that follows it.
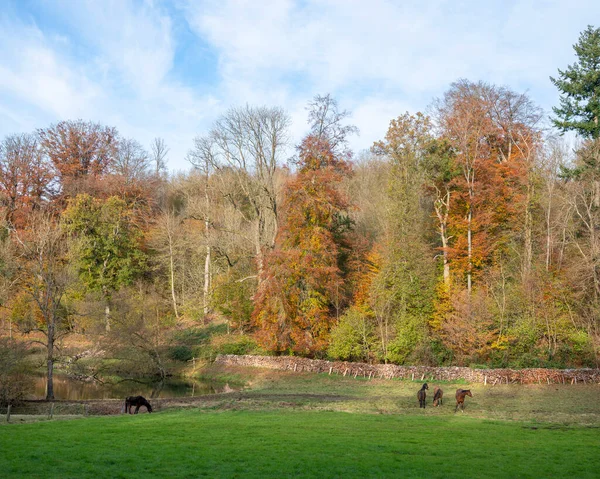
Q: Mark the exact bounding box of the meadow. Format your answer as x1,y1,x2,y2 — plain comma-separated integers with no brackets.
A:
1,365,599,478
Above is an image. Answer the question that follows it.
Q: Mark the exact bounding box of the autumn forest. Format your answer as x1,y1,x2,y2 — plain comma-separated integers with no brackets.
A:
2,26,600,403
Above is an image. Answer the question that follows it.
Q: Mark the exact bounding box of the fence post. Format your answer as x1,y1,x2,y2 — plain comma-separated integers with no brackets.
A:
49,403,54,419
6,404,11,423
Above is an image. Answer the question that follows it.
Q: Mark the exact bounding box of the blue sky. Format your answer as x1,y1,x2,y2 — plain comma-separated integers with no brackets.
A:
1,0,598,171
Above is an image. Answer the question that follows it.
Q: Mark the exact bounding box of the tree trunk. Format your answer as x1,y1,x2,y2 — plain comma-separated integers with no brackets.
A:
166,222,179,320
203,169,211,316
203,237,210,316
467,207,472,294
104,302,111,332
523,181,533,281
46,323,55,401
255,214,264,283
434,190,451,288
545,190,553,272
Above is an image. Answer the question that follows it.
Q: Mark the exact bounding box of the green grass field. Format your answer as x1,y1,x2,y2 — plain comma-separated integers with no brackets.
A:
2,366,600,478
1,409,598,478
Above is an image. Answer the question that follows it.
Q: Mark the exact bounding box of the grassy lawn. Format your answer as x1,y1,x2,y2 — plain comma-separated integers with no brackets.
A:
1,409,598,478
3,365,600,478
197,364,600,424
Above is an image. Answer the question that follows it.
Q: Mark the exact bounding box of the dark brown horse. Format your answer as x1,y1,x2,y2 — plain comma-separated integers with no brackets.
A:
417,383,429,408
125,396,153,414
454,389,472,412
433,386,443,406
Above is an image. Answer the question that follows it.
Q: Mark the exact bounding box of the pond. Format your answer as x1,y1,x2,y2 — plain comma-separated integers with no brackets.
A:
30,375,240,401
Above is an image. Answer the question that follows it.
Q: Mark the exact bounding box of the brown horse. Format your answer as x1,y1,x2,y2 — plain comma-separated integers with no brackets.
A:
125,396,153,414
433,386,443,406
417,383,429,408
454,389,472,412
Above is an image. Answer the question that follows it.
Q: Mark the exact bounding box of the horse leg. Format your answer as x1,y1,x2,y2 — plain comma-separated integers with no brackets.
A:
135,405,140,414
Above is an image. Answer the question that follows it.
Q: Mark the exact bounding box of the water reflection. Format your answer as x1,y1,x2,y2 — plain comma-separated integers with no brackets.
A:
31,375,237,400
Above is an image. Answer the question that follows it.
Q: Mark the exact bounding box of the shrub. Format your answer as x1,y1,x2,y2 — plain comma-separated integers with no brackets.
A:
328,308,376,362
0,338,34,406
211,334,260,357
168,345,194,362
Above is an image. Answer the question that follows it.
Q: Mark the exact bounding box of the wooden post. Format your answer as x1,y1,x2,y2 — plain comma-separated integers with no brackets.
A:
49,403,54,419
411,373,414,381
6,404,11,423
484,375,487,386
329,367,333,375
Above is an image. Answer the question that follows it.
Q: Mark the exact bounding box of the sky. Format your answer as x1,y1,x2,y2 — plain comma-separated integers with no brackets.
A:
0,0,598,171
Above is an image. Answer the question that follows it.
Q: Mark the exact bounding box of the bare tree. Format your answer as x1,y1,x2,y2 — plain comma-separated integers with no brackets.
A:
113,138,151,183
150,137,169,176
306,94,359,155
189,105,291,284
11,214,71,400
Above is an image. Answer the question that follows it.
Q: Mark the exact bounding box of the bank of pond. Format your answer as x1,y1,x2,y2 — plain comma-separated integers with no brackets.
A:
31,374,240,401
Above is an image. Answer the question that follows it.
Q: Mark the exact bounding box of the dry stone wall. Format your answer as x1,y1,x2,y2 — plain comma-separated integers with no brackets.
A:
215,354,600,384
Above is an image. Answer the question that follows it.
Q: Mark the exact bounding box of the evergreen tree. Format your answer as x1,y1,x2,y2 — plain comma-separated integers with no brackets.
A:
63,194,147,331
551,25,600,139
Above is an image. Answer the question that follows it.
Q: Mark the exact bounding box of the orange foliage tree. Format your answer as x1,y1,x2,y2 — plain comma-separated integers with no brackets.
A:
0,134,54,228
38,120,118,199
252,136,354,355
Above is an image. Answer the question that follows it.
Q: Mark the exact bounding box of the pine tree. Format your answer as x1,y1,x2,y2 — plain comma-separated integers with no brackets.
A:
551,25,600,139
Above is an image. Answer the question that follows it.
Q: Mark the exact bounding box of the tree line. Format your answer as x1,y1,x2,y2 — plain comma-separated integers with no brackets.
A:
1,26,600,401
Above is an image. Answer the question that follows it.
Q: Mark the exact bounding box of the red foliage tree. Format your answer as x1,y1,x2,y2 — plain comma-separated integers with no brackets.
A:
252,136,354,355
0,134,54,228
38,120,118,199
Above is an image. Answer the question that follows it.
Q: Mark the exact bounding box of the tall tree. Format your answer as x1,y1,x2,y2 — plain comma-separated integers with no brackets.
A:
11,214,71,400
63,194,147,331
113,138,151,183
551,25,600,139
38,120,118,198
371,113,437,363
252,136,354,355
0,134,53,227
150,137,169,176
306,94,359,155
190,106,290,285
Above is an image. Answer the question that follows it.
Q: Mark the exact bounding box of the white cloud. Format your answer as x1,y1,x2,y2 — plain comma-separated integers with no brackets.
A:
1,0,600,170
0,22,100,122
0,1,221,170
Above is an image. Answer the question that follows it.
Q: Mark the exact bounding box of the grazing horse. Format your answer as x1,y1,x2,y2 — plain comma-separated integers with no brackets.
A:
125,396,153,414
454,389,472,412
417,383,429,408
433,386,443,407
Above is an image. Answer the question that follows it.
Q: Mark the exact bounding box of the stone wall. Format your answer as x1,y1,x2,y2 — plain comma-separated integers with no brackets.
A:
215,354,600,384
